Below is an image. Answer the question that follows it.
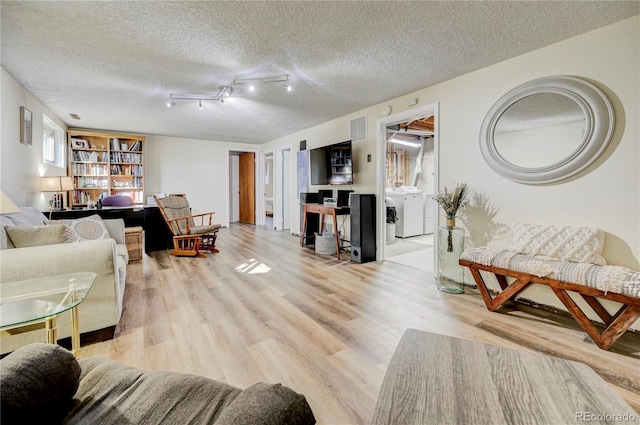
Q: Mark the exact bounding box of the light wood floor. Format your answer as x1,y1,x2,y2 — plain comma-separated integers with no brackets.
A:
80,223,640,424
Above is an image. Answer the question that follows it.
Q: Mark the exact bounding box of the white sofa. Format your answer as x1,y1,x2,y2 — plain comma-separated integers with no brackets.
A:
0,207,128,354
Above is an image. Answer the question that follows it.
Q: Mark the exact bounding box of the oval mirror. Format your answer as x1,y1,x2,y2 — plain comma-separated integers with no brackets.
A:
480,76,614,184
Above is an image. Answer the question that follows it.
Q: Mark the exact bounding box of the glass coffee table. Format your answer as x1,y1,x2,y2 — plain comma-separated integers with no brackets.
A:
0,272,97,357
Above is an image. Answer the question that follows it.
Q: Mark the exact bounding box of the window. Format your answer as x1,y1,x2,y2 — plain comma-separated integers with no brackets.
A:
43,115,65,168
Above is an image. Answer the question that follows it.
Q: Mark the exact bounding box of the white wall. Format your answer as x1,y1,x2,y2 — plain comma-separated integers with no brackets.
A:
262,17,640,325
1,68,69,210
264,16,639,268
144,135,259,225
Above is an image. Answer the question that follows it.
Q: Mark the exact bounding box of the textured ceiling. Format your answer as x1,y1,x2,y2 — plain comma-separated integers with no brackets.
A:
1,1,638,144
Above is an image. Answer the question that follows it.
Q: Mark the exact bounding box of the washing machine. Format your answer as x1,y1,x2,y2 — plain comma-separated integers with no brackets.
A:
386,187,424,238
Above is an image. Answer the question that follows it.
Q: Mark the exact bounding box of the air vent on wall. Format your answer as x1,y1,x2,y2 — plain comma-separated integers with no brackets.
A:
69,113,81,120
350,115,367,142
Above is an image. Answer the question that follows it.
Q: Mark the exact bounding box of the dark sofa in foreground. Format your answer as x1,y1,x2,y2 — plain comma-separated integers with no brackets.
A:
1,344,315,425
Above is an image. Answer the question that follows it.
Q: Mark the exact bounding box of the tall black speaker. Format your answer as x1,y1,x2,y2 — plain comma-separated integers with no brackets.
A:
350,194,376,263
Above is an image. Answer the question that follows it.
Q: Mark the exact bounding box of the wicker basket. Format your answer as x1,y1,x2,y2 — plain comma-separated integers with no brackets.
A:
314,233,336,255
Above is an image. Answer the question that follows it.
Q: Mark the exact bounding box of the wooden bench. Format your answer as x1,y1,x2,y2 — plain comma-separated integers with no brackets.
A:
459,255,640,350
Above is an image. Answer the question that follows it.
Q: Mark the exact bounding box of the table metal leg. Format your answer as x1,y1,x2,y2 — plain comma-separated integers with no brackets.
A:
44,316,57,345
70,306,80,357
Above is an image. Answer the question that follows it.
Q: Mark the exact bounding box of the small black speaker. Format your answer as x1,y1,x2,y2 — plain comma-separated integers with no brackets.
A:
300,140,307,150
318,189,333,204
350,194,376,263
337,190,353,207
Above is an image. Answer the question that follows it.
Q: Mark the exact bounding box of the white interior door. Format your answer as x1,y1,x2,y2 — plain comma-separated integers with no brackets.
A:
282,149,292,230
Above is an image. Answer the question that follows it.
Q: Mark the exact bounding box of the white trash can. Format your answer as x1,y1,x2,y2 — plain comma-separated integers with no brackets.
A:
386,196,397,244
386,222,396,244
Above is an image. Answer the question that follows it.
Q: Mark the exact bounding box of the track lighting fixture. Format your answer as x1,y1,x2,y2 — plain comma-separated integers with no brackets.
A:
166,74,291,109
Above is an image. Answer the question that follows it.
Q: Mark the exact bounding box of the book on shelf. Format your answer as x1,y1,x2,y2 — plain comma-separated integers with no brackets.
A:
128,140,142,151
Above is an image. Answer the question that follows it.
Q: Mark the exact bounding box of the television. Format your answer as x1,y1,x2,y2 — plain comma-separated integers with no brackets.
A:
310,140,353,185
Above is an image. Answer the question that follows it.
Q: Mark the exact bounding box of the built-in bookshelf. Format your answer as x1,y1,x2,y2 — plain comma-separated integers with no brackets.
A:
67,130,145,208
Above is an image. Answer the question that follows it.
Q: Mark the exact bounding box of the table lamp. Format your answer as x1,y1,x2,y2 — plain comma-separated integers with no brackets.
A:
41,176,74,211
0,191,20,215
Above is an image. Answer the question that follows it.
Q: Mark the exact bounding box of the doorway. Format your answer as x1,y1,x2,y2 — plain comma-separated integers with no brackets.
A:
227,149,259,227
376,103,439,274
275,146,293,231
260,151,275,228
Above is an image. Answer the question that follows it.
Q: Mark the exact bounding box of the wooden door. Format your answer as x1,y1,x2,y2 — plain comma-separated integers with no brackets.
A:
239,152,255,224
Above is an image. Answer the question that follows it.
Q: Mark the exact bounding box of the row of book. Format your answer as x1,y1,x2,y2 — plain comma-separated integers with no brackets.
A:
111,177,143,188
72,189,143,205
72,150,109,162
72,190,94,205
110,151,142,164
73,176,108,189
110,138,142,152
112,190,144,203
110,164,143,176
72,163,108,176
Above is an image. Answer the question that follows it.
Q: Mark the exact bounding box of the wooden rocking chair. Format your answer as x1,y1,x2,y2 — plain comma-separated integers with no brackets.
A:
154,194,221,257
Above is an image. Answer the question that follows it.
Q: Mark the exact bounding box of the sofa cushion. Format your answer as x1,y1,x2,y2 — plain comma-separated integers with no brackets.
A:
66,357,242,424
4,224,70,247
0,343,81,423
50,215,111,242
215,382,316,425
509,223,606,265
1,207,49,249
65,357,315,425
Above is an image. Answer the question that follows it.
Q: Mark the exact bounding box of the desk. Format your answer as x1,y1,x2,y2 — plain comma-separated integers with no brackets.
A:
0,272,97,357
300,203,350,260
372,329,638,425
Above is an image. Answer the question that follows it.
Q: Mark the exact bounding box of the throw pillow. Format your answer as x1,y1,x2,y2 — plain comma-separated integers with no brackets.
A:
509,223,606,265
50,215,111,242
4,224,69,247
0,343,81,423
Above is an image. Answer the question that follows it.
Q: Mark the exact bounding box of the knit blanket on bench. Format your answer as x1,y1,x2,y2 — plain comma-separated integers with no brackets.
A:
461,247,640,298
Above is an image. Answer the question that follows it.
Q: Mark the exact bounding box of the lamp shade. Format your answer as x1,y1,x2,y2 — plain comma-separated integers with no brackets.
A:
0,191,20,215
41,176,74,192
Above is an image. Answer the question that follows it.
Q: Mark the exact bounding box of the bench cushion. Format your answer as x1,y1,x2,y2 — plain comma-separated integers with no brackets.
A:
461,247,640,298
510,223,606,265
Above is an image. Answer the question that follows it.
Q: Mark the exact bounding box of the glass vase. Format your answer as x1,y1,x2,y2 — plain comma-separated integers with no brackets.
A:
437,225,465,294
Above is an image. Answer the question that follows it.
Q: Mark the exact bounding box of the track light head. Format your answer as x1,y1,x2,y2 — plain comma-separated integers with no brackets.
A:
220,97,226,105
224,86,233,97
284,84,292,92
198,99,203,110
166,96,175,108
249,85,255,92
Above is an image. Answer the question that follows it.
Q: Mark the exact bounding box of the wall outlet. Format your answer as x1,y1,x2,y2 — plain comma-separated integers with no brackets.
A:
407,98,418,107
